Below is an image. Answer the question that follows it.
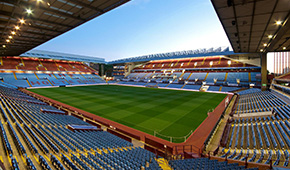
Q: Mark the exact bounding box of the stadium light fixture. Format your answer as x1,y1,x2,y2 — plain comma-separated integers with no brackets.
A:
276,21,282,25
227,60,231,65
8,36,13,39
263,43,267,47
2,45,6,48
36,0,45,6
26,9,33,15
283,47,286,50
11,31,16,35
15,26,20,30
6,39,10,43
19,19,25,24
268,34,273,39
260,49,263,52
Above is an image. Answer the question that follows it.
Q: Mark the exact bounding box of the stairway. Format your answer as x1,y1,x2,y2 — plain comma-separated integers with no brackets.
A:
26,80,32,87
157,158,172,170
204,72,209,81
224,72,228,81
186,73,192,81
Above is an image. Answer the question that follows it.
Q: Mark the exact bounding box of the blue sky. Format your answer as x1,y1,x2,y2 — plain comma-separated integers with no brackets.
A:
35,0,231,61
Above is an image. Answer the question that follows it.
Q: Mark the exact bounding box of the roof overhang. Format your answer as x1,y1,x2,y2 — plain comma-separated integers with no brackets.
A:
211,0,290,53
109,47,234,64
0,0,130,56
20,50,105,63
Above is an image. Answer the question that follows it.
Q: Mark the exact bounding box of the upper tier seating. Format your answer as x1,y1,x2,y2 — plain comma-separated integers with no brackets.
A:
0,56,95,72
135,56,256,70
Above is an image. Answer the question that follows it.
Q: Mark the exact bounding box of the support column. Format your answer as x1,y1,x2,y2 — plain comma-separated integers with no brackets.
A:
278,52,280,74
124,62,135,77
288,52,290,73
101,64,104,76
261,53,267,91
276,52,278,75
274,52,276,75
282,52,284,74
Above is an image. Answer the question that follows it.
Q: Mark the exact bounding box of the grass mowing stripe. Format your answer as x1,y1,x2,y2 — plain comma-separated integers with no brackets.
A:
29,85,226,143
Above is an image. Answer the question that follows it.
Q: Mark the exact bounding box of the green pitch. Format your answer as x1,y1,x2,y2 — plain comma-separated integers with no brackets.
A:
29,85,226,143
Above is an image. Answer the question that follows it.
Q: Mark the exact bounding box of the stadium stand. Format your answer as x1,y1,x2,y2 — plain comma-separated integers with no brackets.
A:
169,158,258,170
0,54,268,169
0,0,288,168
215,88,290,168
0,50,278,170
1,0,282,168
117,56,260,92
271,73,290,100
0,84,168,169
0,56,95,72
0,80,256,170
0,57,105,88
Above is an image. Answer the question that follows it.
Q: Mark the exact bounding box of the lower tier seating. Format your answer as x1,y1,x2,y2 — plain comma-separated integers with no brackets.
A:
0,85,164,170
0,72,105,88
115,81,241,92
220,88,290,167
169,157,257,170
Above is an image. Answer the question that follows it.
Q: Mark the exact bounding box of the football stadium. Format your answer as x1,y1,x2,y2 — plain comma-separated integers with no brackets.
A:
0,0,289,170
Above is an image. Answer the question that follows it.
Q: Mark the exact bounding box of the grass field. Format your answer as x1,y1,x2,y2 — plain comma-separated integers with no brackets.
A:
29,85,227,143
